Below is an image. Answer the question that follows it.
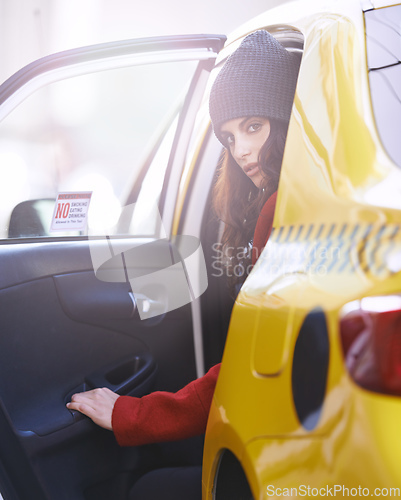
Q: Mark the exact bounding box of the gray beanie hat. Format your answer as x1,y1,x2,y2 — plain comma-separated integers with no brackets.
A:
209,30,300,145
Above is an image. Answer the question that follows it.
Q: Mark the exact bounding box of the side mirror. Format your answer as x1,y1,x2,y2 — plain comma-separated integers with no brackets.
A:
8,199,55,238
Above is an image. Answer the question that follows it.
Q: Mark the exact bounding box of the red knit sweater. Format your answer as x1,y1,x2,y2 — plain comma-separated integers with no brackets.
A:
112,191,277,447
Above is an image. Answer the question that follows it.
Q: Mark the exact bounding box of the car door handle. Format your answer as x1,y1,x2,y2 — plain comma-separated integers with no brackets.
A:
16,353,157,442
85,351,157,396
64,353,156,426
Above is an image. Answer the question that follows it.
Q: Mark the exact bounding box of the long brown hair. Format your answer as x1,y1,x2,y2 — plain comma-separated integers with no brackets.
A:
212,117,289,293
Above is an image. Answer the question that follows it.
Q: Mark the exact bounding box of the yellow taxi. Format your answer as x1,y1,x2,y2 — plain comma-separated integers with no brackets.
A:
200,0,401,498
0,0,400,498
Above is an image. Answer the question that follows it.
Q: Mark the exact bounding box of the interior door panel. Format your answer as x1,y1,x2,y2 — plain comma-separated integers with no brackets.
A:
0,239,198,499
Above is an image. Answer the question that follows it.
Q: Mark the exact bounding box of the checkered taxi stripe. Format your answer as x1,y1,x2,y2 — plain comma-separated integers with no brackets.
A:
258,223,401,278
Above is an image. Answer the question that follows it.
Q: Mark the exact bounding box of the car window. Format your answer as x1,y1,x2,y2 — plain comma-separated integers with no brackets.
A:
0,59,197,240
365,5,401,168
128,113,179,237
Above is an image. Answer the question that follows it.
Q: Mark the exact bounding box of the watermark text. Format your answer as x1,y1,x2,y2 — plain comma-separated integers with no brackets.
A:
267,485,401,497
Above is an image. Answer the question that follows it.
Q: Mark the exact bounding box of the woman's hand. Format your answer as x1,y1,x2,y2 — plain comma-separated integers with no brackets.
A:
66,387,119,431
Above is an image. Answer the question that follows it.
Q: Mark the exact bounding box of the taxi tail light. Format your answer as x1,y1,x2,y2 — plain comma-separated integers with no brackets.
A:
340,296,401,396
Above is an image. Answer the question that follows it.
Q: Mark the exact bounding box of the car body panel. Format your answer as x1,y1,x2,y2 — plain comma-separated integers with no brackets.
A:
202,0,401,498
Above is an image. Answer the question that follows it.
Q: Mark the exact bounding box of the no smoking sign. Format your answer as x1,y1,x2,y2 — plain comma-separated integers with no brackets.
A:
50,192,92,232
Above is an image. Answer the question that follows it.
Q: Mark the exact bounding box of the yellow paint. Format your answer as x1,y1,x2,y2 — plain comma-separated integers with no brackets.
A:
201,0,401,498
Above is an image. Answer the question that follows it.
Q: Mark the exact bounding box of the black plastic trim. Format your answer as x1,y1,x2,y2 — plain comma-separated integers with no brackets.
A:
292,308,329,431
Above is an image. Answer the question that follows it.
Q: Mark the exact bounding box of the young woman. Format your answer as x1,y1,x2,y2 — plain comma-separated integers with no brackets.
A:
67,30,300,498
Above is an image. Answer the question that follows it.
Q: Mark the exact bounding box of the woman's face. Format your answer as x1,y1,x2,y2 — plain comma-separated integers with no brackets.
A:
220,116,271,189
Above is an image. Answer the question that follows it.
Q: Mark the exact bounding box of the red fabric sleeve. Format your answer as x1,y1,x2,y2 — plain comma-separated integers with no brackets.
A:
252,191,277,265
112,363,221,447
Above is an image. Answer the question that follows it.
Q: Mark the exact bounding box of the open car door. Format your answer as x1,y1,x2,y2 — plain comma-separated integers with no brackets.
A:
0,34,225,500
